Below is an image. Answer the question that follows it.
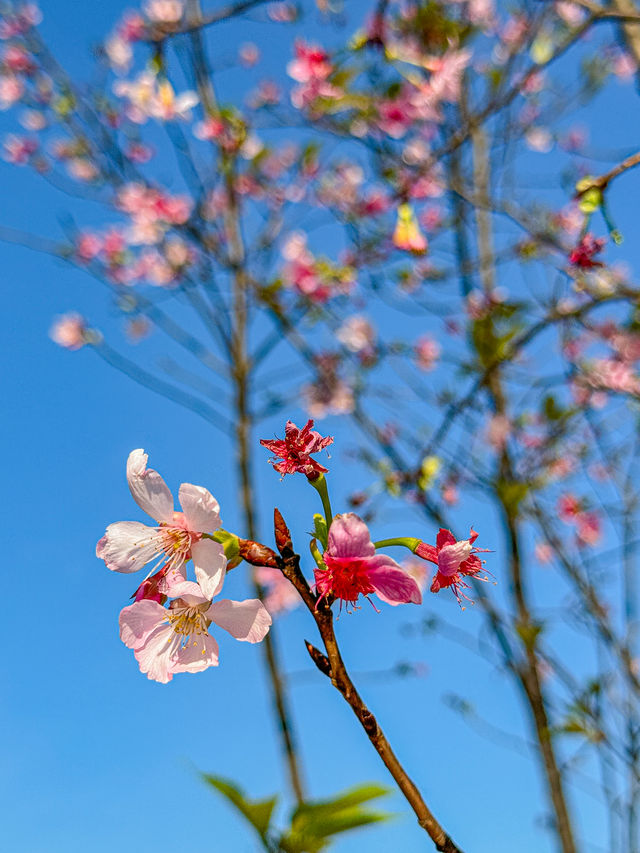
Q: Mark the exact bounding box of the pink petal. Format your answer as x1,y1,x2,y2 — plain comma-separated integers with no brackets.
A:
127,449,174,523
97,521,163,573
119,600,167,650
178,483,222,534
368,558,422,605
206,598,272,643
134,622,176,683
163,576,207,604
327,513,375,559
172,632,219,674
438,540,473,577
191,538,226,600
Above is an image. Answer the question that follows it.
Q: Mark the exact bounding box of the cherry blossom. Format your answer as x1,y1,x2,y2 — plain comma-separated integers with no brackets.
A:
569,233,605,268
49,312,87,350
119,569,271,683
260,419,333,479
416,528,490,606
315,514,422,610
96,449,226,599
255,567,301,615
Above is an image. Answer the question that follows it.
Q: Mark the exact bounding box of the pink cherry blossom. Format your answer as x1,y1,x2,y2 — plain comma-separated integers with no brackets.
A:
49,312,88,350
96,449,226,600
143,0,183,24
3,133,37,164
415,336,440,371
416,528,490,606
569,233,605,268
255,567,301,615
119,569,271,683
260,419,333,479
336,315,376,356
315,514,422,611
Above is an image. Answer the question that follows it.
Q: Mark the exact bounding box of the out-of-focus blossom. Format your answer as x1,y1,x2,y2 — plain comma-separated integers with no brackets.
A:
239,42,260,67
569,233,605,268
487,414,512,451
576,512,601,545
393,204,427,254
143,0,183,24
415,336,440,371
535,542,554,564
303,353,354,418
525,127,553,153
0,75,24,109
114,71,198,122
282,232,354,302
49,313,88,350
287,39,341,109
336,315,376,356
315,513,422,610
3,133,37,163
255,567,301,615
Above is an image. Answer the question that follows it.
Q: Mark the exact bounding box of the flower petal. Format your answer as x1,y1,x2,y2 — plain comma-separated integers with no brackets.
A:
436,528,457,549
368,558,422,605
134,622,176,683
191,538,226,600
119,600,167,650
172,632,219,674
127,449,174,523
178,483,222,534
326,513,375,559
206,598,272,643
97,521,163,573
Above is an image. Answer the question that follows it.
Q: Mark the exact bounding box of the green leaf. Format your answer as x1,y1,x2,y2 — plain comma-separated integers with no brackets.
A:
202,774,277,842
312,513,328,550
279,784,391,852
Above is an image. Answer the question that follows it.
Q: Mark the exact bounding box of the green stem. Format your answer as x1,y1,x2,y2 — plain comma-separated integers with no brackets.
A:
309,474,333,529
373,537,421,552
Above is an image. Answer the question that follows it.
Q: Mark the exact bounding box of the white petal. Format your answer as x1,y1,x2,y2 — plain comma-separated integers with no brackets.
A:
206,599,272,643
97,521,163,573
192,539,226,600
178,483,221,534
127,449,174,523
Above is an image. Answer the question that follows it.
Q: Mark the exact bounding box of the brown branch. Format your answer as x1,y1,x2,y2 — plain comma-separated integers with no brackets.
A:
575,149,640,195
273,510,464,853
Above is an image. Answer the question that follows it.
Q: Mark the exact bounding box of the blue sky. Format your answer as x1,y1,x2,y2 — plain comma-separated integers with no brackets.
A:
3,2,640,851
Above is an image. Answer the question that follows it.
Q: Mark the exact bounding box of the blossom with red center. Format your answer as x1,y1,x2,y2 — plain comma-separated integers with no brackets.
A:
260,419,333,479
315,514,422,611
569,233,605,268
415,528,490,607
96,449,226,600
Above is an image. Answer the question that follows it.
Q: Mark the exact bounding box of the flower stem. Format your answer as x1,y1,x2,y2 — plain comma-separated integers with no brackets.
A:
309,473,333,529
373,536,421,551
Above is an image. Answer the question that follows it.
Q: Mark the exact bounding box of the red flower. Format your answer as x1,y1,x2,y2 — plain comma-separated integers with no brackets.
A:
569,233,605,268
415,528,490,607
260,419,333,479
